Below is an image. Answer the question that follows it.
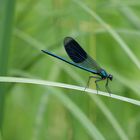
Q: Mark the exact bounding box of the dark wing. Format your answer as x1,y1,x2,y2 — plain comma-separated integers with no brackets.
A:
64,37,101,73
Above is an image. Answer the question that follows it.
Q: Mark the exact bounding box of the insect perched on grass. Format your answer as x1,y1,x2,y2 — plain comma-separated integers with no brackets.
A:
42,37,113,95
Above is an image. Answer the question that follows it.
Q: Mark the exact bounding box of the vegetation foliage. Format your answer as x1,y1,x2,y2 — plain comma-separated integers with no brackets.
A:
0,0,140,140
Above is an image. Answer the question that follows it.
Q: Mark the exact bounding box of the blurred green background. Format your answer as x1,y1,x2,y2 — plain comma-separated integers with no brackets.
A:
0,0,140,140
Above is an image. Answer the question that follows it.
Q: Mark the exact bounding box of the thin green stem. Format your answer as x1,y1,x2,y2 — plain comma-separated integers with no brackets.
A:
0,76,139,106
0,0,16,135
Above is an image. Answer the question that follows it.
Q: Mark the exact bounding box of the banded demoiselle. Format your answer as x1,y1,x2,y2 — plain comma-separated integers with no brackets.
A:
42,37,113,94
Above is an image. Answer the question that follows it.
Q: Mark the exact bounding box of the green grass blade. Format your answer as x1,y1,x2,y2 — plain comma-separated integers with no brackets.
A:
0,0,16,134
32,93,49,140
72,0,140,70
48,88,105,140
0,77,139,106
90,95,129,140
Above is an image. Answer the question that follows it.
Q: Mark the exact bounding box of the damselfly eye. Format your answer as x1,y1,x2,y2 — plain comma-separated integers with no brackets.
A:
108,74,113,81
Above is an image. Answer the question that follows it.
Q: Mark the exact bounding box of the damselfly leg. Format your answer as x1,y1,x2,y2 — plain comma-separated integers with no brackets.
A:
105,78,111,96
85,76,102,94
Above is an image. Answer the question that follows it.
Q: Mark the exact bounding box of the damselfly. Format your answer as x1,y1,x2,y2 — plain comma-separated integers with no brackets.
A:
42,37,113,94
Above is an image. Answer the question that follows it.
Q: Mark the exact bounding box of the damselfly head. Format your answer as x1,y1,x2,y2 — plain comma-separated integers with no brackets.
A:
108,74,113,81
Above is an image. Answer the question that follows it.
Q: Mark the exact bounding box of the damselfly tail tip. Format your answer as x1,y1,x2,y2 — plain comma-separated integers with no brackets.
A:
41,50,46,53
